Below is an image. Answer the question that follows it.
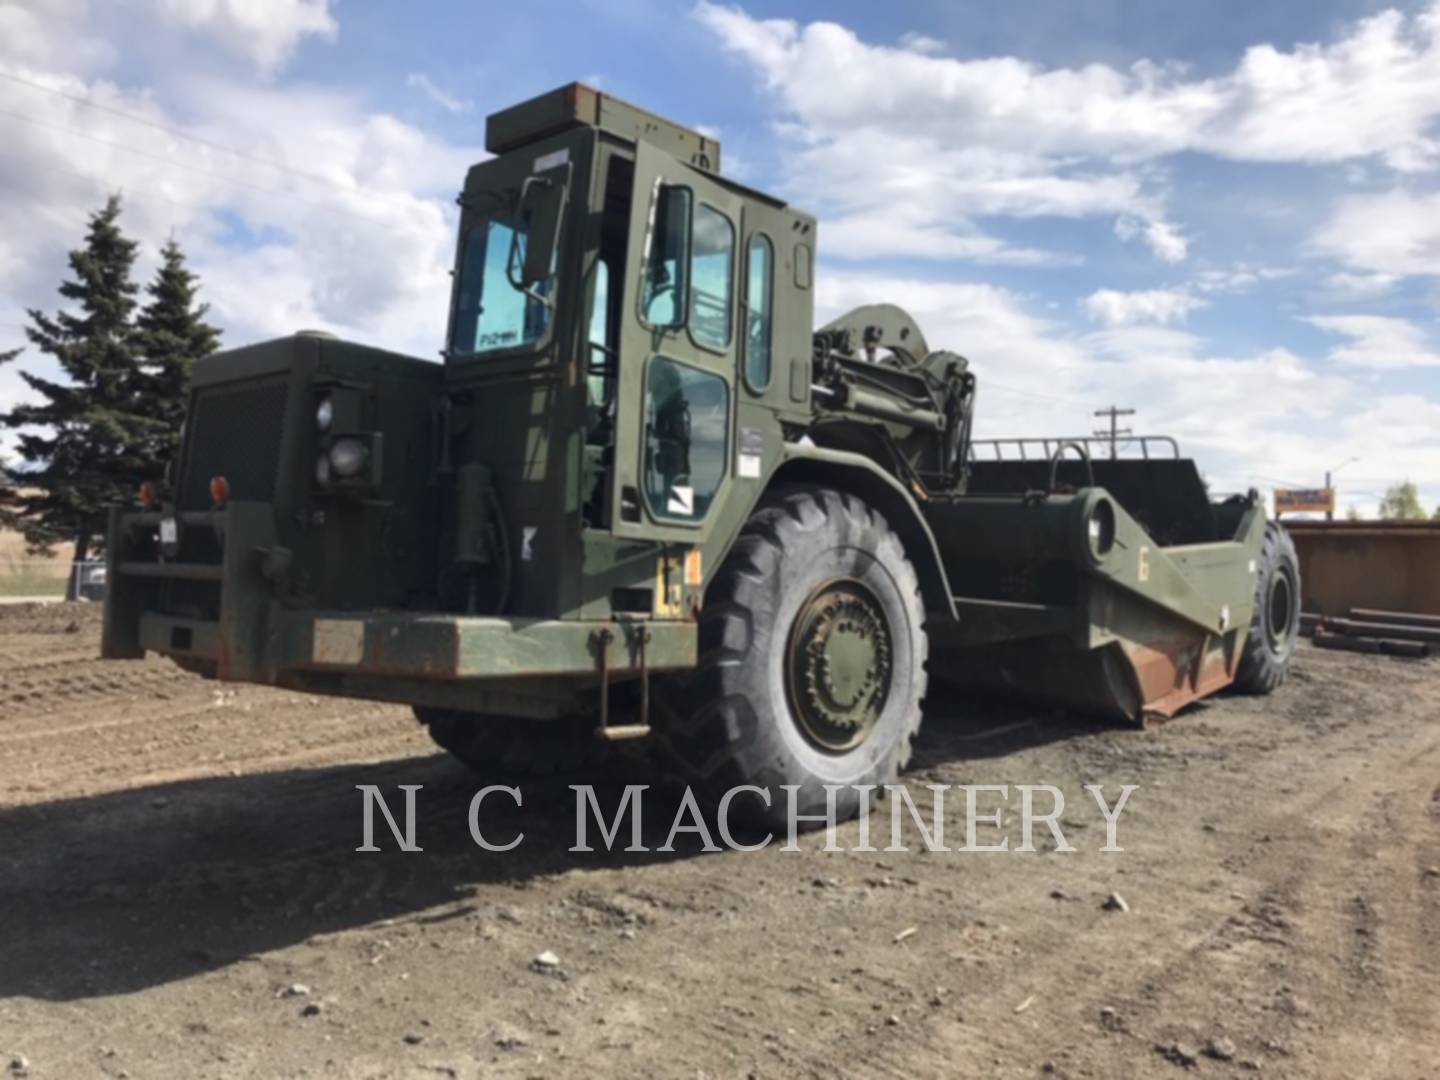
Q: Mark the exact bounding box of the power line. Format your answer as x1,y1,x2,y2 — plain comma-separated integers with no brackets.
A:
0,146,179,215
0,69,354,195
0,144,299,230
0,107,412,232
984,380,1094,408
1253,475,1311,490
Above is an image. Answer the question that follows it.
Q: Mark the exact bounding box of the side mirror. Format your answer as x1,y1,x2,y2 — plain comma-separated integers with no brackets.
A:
509,169,569,290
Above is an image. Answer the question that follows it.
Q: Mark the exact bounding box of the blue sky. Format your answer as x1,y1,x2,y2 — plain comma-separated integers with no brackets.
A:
1,0,1438,514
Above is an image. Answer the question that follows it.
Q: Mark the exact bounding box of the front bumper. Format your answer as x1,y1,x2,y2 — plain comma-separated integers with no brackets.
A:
102,501,695,689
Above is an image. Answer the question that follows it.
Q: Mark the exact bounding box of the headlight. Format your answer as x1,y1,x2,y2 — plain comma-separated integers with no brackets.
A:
316,396,334,432
329,438,368,477
315,453,332,485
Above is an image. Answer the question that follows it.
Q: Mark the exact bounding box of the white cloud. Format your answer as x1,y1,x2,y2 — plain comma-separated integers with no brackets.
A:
150,0,337,76
1305,314,1440,369
1311,189,1440,279
692,5,1173,264
818,272,1352,488
0,0,514,471
1330,393,1440,516
1193,264,1294,294
0,6,484,447
0,0,115,71
1146,221,1188,264
1323,271,1400,296
695,1,1440,264
1340,393,1440,449
406,72,471,114
699,2,1440,168
1084,288,1207,326
814,269,1440,511
1215,8,1440,172
898,31,945,56
1115,216,1188,263
821,201,1074,266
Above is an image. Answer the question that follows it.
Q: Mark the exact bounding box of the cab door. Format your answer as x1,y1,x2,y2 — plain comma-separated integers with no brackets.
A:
611,141,744,544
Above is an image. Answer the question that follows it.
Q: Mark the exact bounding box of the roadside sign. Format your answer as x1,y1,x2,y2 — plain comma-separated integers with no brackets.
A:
1274,487,1335,515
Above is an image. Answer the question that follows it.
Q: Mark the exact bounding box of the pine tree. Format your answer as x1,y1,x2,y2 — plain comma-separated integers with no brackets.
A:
0,195,157,592
135,238,220,460
0,361,15,495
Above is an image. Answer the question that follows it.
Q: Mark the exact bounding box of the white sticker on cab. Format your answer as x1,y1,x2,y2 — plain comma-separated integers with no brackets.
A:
667,485,695,516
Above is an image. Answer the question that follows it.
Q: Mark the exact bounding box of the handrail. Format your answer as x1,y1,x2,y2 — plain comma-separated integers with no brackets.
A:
969,434,1180,462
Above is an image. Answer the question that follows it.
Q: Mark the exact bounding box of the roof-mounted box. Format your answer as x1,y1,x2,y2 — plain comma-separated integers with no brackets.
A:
485,82,721,175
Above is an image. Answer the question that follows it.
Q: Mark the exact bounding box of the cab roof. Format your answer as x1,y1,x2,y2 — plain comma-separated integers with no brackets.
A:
485,82,722,176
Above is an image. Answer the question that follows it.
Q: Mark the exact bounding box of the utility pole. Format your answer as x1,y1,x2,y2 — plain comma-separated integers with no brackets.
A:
1093,406,1135,459
1325,457,1359,522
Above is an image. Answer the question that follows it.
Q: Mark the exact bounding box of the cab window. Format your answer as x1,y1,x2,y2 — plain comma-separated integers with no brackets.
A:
452,211,555,355
641,186,691,328
644,357,729,522
744,234,774,390
690,204,734,349
587,258,611,408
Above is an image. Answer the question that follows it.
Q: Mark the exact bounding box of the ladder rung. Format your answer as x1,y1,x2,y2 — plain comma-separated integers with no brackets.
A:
596,723,651,742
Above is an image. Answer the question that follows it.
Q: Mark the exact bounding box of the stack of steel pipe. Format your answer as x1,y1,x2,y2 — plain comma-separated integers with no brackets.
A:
1307,607,1436,659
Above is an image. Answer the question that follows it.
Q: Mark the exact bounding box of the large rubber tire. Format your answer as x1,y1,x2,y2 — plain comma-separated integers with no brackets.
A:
1233,521,1301,694
415,708,614,779
655,486,928,829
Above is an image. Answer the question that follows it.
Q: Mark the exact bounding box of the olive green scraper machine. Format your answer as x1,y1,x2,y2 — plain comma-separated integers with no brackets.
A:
104,84,1301,825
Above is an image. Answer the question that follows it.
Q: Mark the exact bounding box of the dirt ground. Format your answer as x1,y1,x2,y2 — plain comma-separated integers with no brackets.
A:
1,604,1438,1079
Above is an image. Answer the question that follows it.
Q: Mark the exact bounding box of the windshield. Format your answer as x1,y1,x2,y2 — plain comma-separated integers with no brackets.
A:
450,211,555,355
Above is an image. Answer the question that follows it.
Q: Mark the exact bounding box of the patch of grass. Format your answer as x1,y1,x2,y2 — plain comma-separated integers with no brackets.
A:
0,572,69,598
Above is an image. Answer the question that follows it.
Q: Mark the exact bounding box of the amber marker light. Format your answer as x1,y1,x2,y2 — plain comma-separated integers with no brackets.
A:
209,475,231,506
139,481,159,509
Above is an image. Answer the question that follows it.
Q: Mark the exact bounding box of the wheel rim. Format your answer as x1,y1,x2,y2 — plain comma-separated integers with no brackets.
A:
784,578,894,753
1267,567,1295,648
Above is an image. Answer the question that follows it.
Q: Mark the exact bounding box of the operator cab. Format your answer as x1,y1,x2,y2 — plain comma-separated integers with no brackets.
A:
437,83,815,621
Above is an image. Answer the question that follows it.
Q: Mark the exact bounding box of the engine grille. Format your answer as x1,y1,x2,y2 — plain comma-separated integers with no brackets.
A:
177,379,289,510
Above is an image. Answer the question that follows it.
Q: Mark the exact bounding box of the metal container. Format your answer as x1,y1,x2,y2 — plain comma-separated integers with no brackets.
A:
1286,521,1440,617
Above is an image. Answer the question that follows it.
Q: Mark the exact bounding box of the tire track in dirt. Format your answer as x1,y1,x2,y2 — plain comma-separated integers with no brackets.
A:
983,704,1440,1079
5,717,428,806
1,612,426,807
3,609,1440,1078
807,647,1440,1077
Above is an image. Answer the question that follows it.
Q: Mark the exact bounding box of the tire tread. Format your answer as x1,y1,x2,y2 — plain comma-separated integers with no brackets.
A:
654,485,929,824
1234,521,1300,694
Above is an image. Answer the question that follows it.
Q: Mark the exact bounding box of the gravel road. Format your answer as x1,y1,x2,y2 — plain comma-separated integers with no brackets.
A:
2,603,1437,1079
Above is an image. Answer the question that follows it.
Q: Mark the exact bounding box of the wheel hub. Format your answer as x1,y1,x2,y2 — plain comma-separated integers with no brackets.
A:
785,579,893,753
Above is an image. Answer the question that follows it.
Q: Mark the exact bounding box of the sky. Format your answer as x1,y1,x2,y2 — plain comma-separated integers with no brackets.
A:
1,0,1438,517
